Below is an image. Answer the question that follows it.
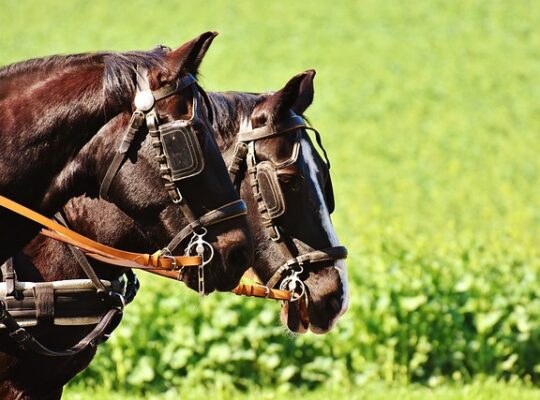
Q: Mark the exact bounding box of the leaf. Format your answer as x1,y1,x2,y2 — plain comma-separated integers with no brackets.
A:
400,295,427,312
127,356,155,385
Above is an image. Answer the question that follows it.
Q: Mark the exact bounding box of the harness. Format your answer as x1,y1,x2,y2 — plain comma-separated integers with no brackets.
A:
228,112,348,302
99,69,247,293
0,70,247,356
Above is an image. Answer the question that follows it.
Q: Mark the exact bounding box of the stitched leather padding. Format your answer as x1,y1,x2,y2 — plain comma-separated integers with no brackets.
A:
160,121,205,181
257,162,286,219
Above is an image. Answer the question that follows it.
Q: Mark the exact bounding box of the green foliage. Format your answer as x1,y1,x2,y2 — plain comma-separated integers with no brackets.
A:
65,378,540,400
2,0,540,396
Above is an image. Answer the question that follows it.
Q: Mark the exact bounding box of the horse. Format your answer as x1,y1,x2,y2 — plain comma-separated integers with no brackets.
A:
0,70,347,398
0,31,252,287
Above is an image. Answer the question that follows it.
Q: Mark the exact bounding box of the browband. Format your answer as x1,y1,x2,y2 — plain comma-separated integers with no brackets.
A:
237,115,306,142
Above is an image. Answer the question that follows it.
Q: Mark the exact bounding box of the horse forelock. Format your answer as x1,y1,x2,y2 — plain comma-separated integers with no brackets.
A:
102,47,168,107
206,91,267,147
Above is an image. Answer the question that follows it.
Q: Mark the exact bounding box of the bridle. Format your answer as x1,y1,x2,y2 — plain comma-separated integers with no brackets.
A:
229,111,348,302
98,68,247,295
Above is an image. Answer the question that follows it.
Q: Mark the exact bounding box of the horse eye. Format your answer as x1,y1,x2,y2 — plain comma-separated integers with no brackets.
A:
278,173,305,191
278,174,297,184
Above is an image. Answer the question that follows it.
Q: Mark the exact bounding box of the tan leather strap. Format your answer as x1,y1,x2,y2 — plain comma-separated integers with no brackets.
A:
0,195,201,270
232,282,292,301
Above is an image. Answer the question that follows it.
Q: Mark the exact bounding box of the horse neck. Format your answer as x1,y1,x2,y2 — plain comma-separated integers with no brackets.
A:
0,59,125,208
15,197,150,283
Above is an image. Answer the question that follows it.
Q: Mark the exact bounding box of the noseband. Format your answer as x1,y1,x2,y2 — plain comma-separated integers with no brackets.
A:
229,112,347,302
99,69,247,295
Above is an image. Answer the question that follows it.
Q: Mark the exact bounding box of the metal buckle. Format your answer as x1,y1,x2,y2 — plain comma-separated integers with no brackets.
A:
270,225,281,241
159,247,179,270
171,187,183,204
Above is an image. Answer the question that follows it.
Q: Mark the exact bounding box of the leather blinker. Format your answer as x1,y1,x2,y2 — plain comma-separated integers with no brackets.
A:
256,162,286,219
160,121,205,181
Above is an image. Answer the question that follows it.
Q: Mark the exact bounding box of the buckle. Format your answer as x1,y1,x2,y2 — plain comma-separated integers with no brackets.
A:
171,187,183,204
9,328,31,344
270,225,281,241
159,247,178,270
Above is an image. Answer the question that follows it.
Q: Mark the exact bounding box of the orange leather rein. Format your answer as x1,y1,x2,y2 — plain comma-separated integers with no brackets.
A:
0,195,292,301
0,195,201,270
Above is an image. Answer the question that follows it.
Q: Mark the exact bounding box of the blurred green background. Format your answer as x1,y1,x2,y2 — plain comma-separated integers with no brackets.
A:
2,0,540,398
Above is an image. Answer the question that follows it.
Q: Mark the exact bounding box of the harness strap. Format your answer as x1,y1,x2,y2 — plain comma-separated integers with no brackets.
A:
232,282,292,301
1,258,16,297
0,195,201,270
266,246,348,289
228,142,248,184
0,299,123,357
33,284,54,325
164,199,247,253
237,115,306,142
99,111,146,201
54,213,109,294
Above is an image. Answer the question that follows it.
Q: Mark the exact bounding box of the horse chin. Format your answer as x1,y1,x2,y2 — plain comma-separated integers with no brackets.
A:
180,255,245,295
180,267,217,295
280,297,310,334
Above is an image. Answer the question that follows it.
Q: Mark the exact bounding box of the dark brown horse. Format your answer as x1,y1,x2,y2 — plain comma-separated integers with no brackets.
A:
0,71,347,398
0,32,252,283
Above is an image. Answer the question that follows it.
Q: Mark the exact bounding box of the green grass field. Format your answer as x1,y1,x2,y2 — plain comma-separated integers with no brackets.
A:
2,0,540,398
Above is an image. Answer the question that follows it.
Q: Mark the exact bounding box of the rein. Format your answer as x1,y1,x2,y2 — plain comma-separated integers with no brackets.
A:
0,195,200,270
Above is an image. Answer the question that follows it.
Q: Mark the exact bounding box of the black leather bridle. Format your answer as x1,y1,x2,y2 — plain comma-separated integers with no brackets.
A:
99,69,247,295
229,111,348,302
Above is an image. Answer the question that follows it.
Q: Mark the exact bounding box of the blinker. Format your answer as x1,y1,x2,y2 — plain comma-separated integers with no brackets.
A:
160,121,205,181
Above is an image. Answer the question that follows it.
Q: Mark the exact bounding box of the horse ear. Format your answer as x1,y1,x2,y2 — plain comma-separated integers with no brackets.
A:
253,70,316,126
156,31,218,85
292,69,315,114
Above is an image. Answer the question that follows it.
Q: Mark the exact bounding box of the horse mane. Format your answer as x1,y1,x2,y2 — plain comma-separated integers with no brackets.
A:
0,47,169,106
207,91,268,144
